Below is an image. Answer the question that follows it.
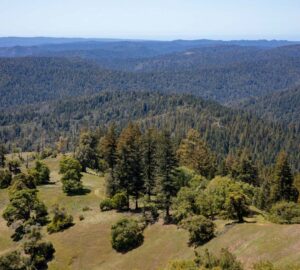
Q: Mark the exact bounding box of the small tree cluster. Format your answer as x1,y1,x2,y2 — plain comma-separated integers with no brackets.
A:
100,192,128,212
3,173,48,241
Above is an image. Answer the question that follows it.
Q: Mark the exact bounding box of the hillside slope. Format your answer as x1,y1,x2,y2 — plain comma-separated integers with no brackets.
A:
238,85,300,124
1,91,299,170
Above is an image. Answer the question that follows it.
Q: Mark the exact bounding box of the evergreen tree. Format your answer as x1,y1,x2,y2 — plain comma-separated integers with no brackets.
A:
100,124,118,171
142,128,158,199
157,131,178,223
0,144,6,168
228,150,259,186
177,129,216,179
116,123,144,209
100,124,119,196
270,152,299,203
75,131,99,172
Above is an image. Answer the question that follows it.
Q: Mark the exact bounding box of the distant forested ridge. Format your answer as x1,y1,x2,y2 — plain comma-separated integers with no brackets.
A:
1,47,300,107
0,91,299,170
238,85,300,125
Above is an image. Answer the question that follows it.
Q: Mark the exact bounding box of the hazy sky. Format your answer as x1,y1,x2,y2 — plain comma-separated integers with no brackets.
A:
1,0,300,40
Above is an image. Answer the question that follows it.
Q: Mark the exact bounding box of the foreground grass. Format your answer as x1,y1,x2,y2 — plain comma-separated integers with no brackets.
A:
0,155,300,269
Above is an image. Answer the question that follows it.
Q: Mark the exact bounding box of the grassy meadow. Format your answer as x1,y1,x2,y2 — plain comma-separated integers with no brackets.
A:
0,155,300,269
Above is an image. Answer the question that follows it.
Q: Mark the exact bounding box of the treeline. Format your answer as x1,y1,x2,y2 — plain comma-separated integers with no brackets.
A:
1,91,299,171
71,124,300,254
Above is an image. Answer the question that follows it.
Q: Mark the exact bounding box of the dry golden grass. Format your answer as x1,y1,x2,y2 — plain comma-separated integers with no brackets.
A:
0,155,300,269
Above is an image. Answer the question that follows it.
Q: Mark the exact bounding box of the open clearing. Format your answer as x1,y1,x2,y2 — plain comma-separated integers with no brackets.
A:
0,155,300,269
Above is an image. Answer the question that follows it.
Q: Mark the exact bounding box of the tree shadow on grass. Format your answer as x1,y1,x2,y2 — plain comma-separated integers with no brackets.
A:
67,187,91,196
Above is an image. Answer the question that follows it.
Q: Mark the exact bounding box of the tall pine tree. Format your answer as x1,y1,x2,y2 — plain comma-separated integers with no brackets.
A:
142,128,158,200
116,123,144,209
99,124,119,196
157,131,178,223
270,152,298,203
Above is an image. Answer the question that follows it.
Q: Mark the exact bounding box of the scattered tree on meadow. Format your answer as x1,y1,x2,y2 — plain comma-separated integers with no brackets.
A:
59,156,83,195
29,160,50,185
75,131,99,172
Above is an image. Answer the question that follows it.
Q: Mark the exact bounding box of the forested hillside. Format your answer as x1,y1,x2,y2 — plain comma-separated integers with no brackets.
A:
1,91,299,170
239,85,300,124
1,47,300,107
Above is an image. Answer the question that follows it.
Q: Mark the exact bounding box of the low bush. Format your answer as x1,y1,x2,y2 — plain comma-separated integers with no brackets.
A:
111,192,128,211
100,192,128,212
47,205,73,233
268,201,300,224
100,198,114,211
180,215,215,246
111,218,144,253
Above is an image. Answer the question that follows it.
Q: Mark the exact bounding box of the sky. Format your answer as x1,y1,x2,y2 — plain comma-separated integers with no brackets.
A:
1,0,300,40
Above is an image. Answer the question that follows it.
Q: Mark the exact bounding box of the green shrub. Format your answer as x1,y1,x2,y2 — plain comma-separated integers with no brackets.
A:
100,198,114,211
0,169,12,188
195,248,243,270
47,205,73,233
111,218,144,253
269,201,300,224
180,215,215,246
29,160,50,185
0,251,26,270
142,203,159,225
100,192,128,212
111,192,128,211
253,261,275,270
